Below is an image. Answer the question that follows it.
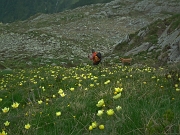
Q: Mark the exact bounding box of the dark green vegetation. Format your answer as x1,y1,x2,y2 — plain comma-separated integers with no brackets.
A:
0,0,113,23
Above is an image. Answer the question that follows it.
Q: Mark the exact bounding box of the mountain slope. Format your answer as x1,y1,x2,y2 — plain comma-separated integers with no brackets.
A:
0,0,180,69
0,0,113,23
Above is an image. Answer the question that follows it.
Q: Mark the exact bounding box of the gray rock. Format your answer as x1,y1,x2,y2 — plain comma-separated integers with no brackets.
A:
158,28,180,63
124,42,151,56
148,46,157,52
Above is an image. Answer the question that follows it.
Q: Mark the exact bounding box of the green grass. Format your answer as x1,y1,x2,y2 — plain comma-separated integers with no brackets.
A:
0,64,179,135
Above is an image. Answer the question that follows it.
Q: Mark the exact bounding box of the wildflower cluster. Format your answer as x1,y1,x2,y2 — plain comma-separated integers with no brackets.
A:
89,86,123,131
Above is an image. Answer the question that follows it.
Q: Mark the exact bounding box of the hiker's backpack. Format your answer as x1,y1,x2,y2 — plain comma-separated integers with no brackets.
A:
95,52,101,61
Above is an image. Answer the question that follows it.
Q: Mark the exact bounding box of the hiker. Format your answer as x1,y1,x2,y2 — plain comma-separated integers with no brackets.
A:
88,49,101,65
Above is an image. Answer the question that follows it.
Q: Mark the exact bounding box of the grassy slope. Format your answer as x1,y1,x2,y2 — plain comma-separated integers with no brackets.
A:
0,64,180,135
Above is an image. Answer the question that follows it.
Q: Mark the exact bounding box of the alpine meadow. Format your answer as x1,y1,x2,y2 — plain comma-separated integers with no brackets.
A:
0,0,180,135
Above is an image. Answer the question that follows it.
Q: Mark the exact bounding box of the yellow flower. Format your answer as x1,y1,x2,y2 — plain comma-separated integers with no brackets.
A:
25,123,31,129
52,95,56,98
60,93,66,97
89,125,93,130
99,124,105,130
115,87,123,92
143,82,147,84
97,110,104,117
113,93,121,99
56,111,61,116
42,87,45,91
11,102,19,108
176,88,180,91
90,84,94,87
96,99,105,107
4,121,10,126
116,106,122,111
91,121,98,128
2,107,9,113
38,100,43,104
0,131,7,135
25,112,28,116
58,89,64,94
167,74,171,78
104,80,110,84
107,109,114,116
0,98,2,102
70,88,74,91
175,84,178,88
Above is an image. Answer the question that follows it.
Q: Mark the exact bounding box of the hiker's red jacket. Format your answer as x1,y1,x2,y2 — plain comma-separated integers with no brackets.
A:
89,52,97,63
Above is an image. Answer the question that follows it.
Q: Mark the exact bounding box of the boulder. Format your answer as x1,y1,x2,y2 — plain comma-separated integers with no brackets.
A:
124,42,151,56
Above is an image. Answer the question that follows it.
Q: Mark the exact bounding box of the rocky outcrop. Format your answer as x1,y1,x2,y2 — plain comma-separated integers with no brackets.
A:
159,29,180,63
124,42,151,56
123,24,180,63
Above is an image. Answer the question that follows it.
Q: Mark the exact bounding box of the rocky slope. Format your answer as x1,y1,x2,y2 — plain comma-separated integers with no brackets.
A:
122,15,180,64
0,0,180,68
